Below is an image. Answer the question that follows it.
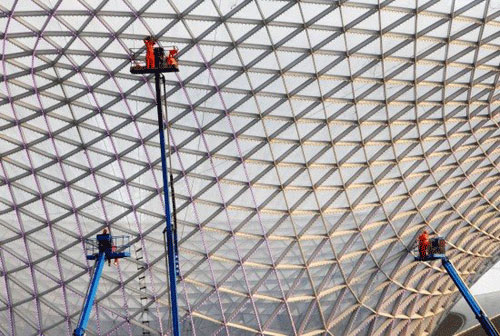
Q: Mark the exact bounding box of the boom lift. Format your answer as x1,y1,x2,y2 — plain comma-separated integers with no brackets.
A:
73,232,130,336
416,235,499,336
130,36,181,336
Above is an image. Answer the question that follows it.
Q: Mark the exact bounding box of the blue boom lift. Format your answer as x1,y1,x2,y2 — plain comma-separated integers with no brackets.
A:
130,37,181,336
416,236,499,336
73,232,130,336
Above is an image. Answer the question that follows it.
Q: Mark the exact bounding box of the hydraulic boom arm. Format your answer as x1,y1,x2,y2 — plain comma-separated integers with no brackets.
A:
74,252,106,336
441,257,499,336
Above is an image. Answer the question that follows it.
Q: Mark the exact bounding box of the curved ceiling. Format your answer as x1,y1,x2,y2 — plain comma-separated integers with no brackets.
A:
0,0,499,335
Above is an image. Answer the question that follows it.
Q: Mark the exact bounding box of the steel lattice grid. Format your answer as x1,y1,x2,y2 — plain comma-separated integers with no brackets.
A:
0,0,499,335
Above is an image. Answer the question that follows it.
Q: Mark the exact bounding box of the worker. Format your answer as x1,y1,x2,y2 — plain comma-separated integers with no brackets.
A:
97,228,114,266
418,230,429,259
144,36,156,69
167,48,178,67
112,244,118,266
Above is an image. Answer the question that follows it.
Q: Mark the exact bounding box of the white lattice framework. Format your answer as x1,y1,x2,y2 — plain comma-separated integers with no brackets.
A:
0,0,499,335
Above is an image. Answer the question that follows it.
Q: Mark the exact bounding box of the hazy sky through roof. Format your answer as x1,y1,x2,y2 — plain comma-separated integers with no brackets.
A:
471,261,500,295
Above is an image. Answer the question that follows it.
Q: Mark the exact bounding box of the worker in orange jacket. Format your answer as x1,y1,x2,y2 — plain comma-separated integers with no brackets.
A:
144,36,156,69
167,48,178,67
418,230,429,259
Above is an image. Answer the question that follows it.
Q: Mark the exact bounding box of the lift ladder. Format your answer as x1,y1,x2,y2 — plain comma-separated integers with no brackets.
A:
135,246,151,335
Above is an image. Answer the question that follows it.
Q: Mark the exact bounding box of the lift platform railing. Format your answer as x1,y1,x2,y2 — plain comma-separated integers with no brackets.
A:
85,235,131,260
129,46,179,74
413,235,446,261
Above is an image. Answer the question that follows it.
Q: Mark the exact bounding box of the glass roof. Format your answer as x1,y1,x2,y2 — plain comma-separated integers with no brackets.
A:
0,0,499,335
